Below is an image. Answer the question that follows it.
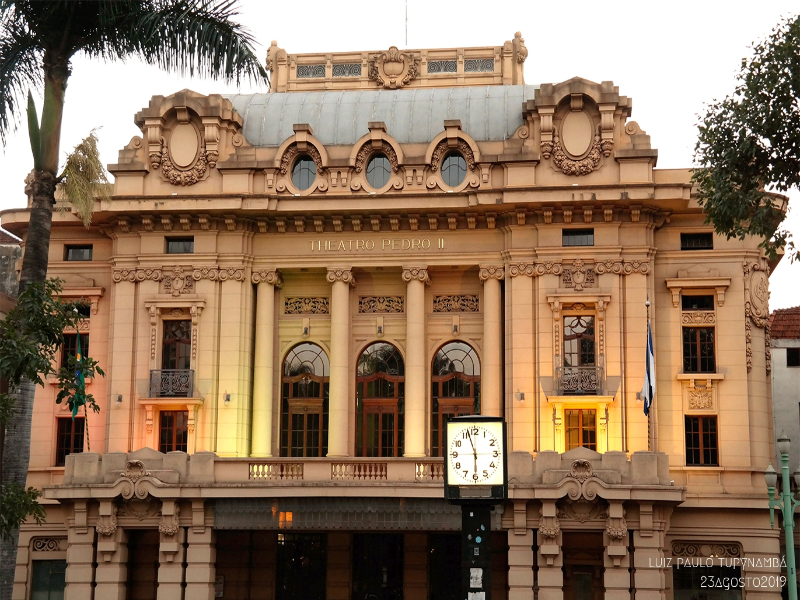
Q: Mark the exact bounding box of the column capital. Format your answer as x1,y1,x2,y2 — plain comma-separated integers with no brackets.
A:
508,261,563,277
479,265,505,281
251,268,283,287
326,267,357,286
402,266,430,285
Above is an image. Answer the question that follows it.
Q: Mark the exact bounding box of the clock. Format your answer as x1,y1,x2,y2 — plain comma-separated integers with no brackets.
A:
444,415,507,502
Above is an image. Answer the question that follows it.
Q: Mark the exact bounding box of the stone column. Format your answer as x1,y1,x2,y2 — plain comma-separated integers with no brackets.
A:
327,268,356,457
403,266,429,457
185,501,216,600
604,501,629,600
480,266,504,417
508,500,534,600
632,501,666,600
537,500,563,600
95,526,127,600
65,501,95,600
157,501,185,600
251,269,282,457
506,264,536,453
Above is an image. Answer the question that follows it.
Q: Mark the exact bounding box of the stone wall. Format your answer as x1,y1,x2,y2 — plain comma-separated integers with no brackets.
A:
0,239,21,297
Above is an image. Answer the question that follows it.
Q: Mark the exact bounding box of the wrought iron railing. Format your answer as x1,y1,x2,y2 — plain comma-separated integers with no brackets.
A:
149,369,194,398
555,366,603,395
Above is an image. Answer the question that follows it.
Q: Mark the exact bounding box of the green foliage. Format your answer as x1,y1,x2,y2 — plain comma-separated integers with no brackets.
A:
26,90,40,169
56,353,104,417
0,483,44,541
693,15,800,261
58,130,111,226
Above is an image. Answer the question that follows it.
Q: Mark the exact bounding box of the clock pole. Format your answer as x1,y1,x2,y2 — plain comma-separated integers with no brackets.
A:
443,416,508,600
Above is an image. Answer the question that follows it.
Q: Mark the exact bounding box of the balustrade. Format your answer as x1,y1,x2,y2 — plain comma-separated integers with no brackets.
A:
555,366,603,395
149,369,194,397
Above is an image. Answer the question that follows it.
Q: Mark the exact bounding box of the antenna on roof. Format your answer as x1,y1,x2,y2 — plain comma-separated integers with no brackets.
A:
405,0,408,47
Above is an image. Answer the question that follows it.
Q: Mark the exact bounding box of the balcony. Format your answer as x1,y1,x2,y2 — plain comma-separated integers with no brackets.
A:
149,369,194,398
555,366,603,395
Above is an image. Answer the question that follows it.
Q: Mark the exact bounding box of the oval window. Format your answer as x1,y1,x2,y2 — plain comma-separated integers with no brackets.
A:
366,154,391,189
292,156,317,190
441,152,466,187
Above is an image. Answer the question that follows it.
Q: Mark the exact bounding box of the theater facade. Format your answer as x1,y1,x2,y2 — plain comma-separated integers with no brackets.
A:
1,34,782,600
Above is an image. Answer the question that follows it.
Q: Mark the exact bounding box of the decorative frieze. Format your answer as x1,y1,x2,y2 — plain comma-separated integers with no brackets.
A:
594,259,650,275
479,266,504,281
433,294,479,313
32,538,66,552
113,267,162,283
464,58,494,72
671,541,741,558
682,311,715,325
251,269,282,286
284,297,330,315
332,63,362,77
508,262,562,277
358,296,404,313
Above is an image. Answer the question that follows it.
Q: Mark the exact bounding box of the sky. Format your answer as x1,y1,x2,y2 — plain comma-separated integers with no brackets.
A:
0,0,798,308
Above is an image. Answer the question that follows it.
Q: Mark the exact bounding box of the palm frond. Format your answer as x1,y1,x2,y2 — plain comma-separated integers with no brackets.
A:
0,5,42,144
58,129,110,227
126,0,267,85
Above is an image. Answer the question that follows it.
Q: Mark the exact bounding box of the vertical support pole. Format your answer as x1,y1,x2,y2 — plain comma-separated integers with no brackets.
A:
252,270,281,456
403,267,429,457
462,503,493,600
327,268,355,457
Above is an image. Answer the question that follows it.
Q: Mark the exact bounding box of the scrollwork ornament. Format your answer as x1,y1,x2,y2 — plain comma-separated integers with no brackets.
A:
569,459,593,482
151,137,212,186
252,269,283,286
479,266,505,281
508,263,535,277
327,268,357,286
551,128,603,176
401,267,429,285
32,538,64,551
279,143,323,176
431,139,476,172
355,141,400,173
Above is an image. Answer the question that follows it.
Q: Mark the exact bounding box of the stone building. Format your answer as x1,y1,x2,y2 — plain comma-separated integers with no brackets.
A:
0,34,782,600
0,227,21,299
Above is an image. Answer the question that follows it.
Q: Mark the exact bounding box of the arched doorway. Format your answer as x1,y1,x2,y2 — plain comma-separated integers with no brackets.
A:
280,343,329,457
431,341,481,457
356,342,405,457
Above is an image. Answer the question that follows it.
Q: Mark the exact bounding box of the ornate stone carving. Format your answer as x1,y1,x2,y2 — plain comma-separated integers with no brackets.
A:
358,296,404,313
433,295,479,313
32,538,65,551
550,128,603,176
512,31,528,63
671,541,741,558
402,267,429,285
284,297,330,315
508,262,563,277
159,505,180,536
682,311,716,325
355,141,400,173
688,387,713,410
594,260,650,275
562,259,596,291
431,139,476,172
150,136,212,186
112,268,162,283
557,498,608,523
368,46,419,89
479,266,505,281
326,268,356,285
569,459,593,482
252,269,283,286
605,516,628,541
279,142,323,176
119,498,161,521
539,516,560,539
163,266,194,296
123,460,150,482
743,260,771,372
192,267,245,282
96,504,118,537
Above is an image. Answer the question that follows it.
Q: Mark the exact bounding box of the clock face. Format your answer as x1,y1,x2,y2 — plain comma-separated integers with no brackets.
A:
445,420,505,486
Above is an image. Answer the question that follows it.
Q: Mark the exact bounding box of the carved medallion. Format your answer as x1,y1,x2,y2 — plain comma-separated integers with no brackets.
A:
368,47,419,89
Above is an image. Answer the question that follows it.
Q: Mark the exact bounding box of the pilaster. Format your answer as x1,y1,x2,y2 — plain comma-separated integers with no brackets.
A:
185,502,216,600
95,526,128,600
480,265,504,417
64,501,96,600
507,501,534,600
537,499,563,600
252,269,282,456
403,266,429,457
327,267,356,457
603,500,629,600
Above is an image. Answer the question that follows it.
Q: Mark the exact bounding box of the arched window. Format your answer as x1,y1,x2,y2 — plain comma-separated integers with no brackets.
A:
292,156,317,190
431,341,481,457
356,343,405,457
366,153,391,189
440,152,466,187
281,343,330,457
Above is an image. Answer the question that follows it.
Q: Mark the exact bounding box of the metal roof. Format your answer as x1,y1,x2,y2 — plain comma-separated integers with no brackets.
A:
225,85,539,147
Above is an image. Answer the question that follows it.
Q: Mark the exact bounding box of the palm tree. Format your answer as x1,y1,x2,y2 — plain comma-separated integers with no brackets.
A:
0,1,267,594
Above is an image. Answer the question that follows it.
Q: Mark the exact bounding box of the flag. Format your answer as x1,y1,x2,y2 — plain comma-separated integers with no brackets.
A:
642,321,655,416
73,334,86,419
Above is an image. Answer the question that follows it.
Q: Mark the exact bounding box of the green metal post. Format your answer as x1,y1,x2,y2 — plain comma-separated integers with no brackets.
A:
781,450,798,600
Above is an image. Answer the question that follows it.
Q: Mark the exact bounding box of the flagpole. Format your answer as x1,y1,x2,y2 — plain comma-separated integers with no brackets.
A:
646,298,651,452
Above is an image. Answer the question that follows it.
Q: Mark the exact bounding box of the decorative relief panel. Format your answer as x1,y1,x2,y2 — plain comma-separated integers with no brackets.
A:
284,297,330,315
368,47,419,89
557,497,609,523
682,311,716,325
687,386,714,410
296,64,325,78
113,268,162,283
433,295,479,313
508,262,562,277
431,139,476,172
359,296,404,314
562,259,596,291
332,63,362,77
163,266,194,296
280,143,323,176
743,260,771,373
464,59,494,72
427,60,457,73
355,141,400,173
594,260,650,275
671,541,741,558
32,538,66,552
551,127,603,176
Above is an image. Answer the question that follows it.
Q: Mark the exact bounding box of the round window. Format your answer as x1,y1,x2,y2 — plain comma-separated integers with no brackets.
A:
366,154,392,189
292,156,317,190
441,152,466,187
